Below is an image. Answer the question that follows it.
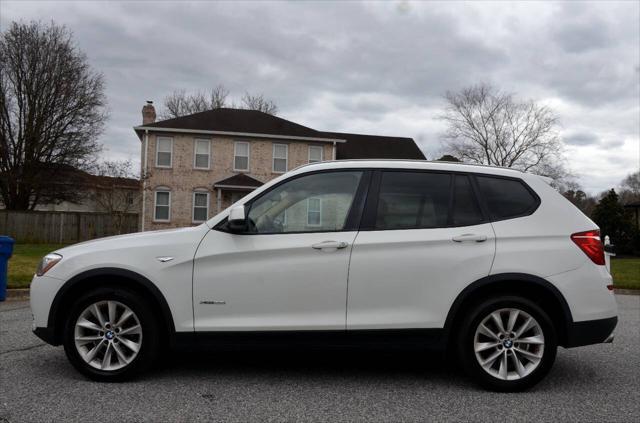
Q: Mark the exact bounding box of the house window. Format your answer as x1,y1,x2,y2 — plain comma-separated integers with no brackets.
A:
193,191,209,222
194,139,211,169
307,197,321,226
308,145,323,163
273,143,288,173
234,142,250,171
154,189,171,221
156,137,173,168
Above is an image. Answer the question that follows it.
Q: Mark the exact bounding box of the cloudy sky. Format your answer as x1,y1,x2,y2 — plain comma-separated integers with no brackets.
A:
2,0,638,193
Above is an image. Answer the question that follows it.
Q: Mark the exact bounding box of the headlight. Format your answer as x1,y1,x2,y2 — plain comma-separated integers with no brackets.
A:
36,253,63,276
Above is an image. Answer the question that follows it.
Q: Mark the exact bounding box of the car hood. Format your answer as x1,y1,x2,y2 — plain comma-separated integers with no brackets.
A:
45,225,211,281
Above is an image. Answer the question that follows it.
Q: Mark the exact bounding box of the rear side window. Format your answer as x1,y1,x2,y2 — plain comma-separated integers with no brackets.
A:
476,176,538,220
452,175,484,226
375,172,451,230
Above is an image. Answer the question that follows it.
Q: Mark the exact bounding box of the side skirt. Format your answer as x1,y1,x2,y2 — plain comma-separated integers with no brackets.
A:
173,329,447,352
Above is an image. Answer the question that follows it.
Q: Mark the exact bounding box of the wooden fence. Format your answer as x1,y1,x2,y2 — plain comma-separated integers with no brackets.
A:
0,210,140,244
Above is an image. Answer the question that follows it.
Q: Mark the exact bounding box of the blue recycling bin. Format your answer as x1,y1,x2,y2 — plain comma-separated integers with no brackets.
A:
0,236,15,301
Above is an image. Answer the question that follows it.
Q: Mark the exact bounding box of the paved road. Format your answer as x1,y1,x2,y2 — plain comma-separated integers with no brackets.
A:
1,295,639,422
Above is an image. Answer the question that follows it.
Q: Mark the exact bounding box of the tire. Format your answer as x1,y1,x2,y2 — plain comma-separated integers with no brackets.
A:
62,286,160,382
457,295,557,392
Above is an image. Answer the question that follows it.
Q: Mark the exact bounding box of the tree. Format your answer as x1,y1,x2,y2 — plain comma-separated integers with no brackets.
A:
161,85,229,119
561,181,597,217
160,86,277,119
441,83,565,179
90,160,139,234
592,189,638,254
240,92,278,115
619,171,640,205
0,21,106,210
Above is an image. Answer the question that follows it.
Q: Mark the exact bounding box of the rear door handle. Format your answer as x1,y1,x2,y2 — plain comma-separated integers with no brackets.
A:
452,234,487,243
312,241,349,250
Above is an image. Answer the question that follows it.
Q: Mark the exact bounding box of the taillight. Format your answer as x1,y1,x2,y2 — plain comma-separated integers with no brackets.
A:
571,230,605,265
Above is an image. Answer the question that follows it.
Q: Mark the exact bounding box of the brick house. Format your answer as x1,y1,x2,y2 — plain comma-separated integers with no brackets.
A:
134,102,424,230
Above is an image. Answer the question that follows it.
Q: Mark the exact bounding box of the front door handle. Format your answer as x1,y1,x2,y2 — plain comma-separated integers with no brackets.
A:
452,234,487,243
312,241,349,250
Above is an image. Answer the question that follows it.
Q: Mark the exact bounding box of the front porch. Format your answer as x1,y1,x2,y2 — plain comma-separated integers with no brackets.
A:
213,173,264,213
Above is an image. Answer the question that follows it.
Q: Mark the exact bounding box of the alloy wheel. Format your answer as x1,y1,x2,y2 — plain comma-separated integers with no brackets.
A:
74,300,143,371
473,308,545,381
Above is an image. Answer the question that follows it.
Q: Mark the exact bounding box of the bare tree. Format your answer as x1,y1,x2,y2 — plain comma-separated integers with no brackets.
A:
241,92,278,115
441,83,565,178
0,21,106,210
161,85,229,119
160,86,277,119
91,160,139,234
619,171,640,204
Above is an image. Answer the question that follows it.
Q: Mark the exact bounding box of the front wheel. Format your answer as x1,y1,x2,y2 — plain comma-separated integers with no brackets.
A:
62,287,160,382
457,296,557,391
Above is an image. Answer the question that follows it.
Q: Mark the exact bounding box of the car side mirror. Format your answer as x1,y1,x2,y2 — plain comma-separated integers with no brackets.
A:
228,205,247,233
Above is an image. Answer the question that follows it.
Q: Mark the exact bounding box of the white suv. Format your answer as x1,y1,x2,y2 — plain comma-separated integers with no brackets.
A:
30,160,617,391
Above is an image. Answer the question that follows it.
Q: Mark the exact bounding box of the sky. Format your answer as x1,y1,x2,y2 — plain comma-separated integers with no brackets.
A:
1,0,639,193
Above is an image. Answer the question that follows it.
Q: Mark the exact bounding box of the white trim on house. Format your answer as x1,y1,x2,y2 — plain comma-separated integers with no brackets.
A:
134,126,347,143
212,184,260,190
272,143,288,173
234,141,250,172
155,136,173,168
192,190,210,223
193,138,211,170
308,145,324,163
153,188,171,222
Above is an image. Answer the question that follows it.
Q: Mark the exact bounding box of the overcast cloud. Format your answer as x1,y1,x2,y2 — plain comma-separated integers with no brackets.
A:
1,0,638,193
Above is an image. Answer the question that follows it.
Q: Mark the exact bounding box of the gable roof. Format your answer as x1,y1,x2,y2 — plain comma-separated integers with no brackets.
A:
320,131,425,160
135,108,344,142
213,173,264,190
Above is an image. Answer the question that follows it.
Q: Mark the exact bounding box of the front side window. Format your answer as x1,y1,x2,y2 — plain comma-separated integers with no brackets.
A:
273,143,288,173
234,142,250,171
375,172,451,230
476,176,538,220
156,137,173,167
154,190,171,221
194,139,210,169
245,171,363,233
308,145,323,163
193,192,209,222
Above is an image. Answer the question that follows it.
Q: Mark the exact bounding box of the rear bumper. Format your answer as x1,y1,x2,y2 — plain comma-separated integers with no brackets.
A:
564,316,618,348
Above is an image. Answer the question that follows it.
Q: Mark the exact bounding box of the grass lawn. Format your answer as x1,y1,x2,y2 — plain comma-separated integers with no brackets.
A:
5,244,639,291
611,257,640,290
7,244,66,289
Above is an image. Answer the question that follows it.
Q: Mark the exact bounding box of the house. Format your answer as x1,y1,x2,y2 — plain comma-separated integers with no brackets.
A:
134,101,425,230
0,164,140,214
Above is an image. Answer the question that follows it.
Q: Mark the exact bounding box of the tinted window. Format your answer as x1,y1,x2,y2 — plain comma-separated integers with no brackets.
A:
452,175,484,226
476,176,537,219
375,172,451,230
245,171,363,233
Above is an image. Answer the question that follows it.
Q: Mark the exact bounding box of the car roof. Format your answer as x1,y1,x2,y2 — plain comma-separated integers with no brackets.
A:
292,160,527,178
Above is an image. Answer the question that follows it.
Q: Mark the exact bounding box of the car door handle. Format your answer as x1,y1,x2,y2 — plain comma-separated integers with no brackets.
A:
452,234,487,243
311,241,349,250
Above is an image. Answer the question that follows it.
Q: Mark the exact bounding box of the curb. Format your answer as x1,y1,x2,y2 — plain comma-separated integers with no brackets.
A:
3,289,30,301
613,288,640,296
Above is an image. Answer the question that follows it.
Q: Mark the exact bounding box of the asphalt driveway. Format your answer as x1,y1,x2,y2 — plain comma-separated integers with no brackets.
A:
1,295,639,422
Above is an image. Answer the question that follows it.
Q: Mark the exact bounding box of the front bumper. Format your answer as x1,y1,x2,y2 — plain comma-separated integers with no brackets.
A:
564,316,618,348
33,327,59,345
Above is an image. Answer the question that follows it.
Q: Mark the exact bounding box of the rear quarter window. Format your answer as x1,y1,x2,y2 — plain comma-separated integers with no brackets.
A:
475,175,539,220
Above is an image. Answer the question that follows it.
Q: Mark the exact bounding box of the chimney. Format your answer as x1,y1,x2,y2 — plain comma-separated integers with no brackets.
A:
142,100,156,125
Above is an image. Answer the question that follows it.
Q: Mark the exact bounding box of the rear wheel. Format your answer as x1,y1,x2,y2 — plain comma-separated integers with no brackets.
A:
457,296,557,391
62,287,160,382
